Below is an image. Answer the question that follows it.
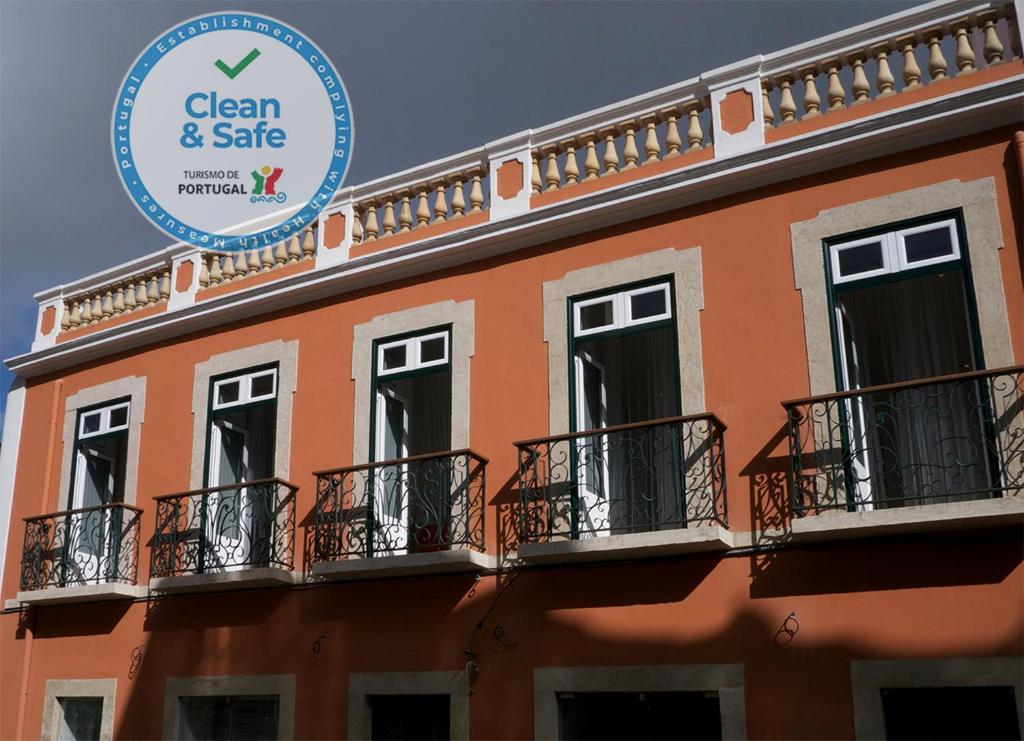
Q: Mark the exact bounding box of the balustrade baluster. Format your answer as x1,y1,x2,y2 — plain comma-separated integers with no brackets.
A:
899,37,922,88
850,54,870,103
287,234,301,263
531,153,542,194
112,284,125,315
542,145,560,191
274,240,288,265
415,188,431,226
159,270,170,301
822,60,845,109
302,227,315,260
451,176,466,217
363,202,379,241
468,170,484,213
599,126,619,174
381,198,396,236
198,260,210,288
432,179,448,222
873,45,896,97
247,249,260,274
260,245,273,271
926,30,948,81
233,252,247,278
581,134,601,177
953,21,976,73
640,115,660,163
124,280,138,310
562,139,580,184
800,67,821,118
101,290,114,318
60,305,71,330
980,11,1004,64
621,121,639,169
398,191,413,232
351,206,364,243
778,76,797,122
135,279,149,306
684,104,703,150
760,85,775,128
147,275,160,303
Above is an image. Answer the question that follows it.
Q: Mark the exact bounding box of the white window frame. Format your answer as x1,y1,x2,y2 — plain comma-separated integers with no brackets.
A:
894,217,961,271
831,219,960,284
211,368,278,411
573,281,673,338
377,330,450,377
78,401,130,440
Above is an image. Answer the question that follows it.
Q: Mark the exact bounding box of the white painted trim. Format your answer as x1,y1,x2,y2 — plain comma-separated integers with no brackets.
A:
6,76,1021,379
709,77,766,158
0,378,27,596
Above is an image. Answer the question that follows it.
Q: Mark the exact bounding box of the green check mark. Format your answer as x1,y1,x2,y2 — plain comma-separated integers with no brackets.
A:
215,48,261,79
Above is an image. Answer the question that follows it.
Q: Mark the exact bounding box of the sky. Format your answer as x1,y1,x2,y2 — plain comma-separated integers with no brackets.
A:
0,0,918,432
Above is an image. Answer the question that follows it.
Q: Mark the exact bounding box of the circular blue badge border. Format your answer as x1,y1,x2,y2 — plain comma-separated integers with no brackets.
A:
112,11,353,253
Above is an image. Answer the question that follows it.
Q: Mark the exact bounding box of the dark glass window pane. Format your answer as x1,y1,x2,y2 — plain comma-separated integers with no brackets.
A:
59,697,103,741
903,227,954,263
178,695,279,741
217,381,241,406
837,241,885,276
382,344,407,371
370,695,450,741
250,373,275,399
881,686,1020,740
420,337,446,364
81,412,101,436
558,691,722,741
579,300,614,331
108,406,128,429
630,289,667,320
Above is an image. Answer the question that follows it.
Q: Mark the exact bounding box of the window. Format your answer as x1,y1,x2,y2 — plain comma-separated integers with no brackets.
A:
377,331,450,376
880,686,1020,740
826,214,990,510
369,695,450,741
371,328,453,555
177,695,279,741
204,365,278,570
557,691,722,741
56,697,103,741
573,282,672,337
66,400,131,585
568,280,681,537
830,218,960,284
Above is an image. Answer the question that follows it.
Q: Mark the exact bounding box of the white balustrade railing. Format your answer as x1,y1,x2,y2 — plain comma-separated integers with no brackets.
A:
198,223,317,288
35,0,1017,344
760,1,1018,127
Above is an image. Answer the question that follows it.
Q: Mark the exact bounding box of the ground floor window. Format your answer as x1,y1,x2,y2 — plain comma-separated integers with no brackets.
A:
557,690,721,740
880,686,1020,740
57,697,104,741
369,694,450,740
177,695,279,741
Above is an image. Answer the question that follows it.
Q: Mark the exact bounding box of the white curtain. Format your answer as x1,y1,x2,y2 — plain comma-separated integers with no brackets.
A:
837,270,991,507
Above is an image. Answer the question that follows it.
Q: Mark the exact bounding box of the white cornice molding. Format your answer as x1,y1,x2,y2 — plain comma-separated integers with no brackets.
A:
8,75,1021,378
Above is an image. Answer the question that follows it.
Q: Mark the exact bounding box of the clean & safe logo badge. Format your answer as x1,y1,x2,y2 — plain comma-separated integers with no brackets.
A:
112,12,353,252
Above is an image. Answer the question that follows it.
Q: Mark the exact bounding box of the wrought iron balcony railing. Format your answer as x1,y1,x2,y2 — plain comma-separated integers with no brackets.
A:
784,366,1024,516
151,478,297,578
516,414,727,543
313,449,487,561
20,503,142,591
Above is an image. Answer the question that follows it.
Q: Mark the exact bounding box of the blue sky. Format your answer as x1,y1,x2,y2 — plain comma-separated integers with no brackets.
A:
0,0,916,434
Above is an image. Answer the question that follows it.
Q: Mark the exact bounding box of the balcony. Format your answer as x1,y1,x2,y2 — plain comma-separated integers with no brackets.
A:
783,366,1024,540
149,478,297,592
515,414,731,564
17,504,144,605
312,450,492,580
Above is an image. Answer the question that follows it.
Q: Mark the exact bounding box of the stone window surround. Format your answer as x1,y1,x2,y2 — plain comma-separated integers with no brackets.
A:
791,177,1014,398
41,678,116,741
347,670,470,740
850,657,1024,740
162,674,295,740
533,664,746,740
58,377,146,507
189,340,299,489
351,300,474,465
542,246,706,437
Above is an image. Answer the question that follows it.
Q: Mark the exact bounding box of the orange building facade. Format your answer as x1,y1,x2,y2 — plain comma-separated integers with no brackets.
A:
2,1,1023,738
